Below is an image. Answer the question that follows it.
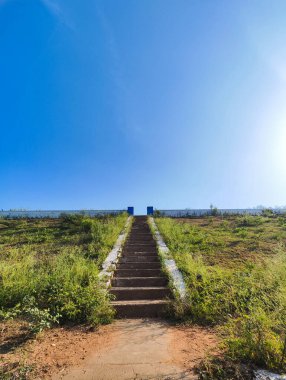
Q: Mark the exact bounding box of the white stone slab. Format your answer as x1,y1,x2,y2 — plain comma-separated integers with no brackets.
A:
255,370,286,380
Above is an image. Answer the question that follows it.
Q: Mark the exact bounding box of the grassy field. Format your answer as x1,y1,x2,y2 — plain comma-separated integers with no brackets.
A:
155,214,286,373
0,214,128,329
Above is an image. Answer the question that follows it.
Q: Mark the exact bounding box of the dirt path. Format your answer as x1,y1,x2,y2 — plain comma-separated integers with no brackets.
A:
1,318,219,379
51,319,218,380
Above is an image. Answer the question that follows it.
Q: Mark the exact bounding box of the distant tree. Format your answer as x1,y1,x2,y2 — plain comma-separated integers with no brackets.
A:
210,204,218,216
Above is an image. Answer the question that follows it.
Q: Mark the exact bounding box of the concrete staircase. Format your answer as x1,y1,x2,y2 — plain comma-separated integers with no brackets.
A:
110,216,171,318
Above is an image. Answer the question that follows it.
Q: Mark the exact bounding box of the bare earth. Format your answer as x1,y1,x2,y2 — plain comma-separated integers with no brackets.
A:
1,319,219,379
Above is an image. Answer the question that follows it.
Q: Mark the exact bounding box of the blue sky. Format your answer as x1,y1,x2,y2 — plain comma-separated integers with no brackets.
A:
1,0,286,214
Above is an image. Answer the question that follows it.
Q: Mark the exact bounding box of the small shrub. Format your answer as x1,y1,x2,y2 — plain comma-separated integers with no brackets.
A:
236,215,263,227
262,209,275,217
234,227,248,238
19,295,60,333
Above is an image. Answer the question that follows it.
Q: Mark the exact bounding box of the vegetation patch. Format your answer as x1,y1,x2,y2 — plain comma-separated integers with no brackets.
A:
155,215,286,372
196,357,254,379
0,214,127,329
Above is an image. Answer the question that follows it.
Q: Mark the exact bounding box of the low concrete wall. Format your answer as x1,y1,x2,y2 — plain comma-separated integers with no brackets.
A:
0,210,125,218
155,209,286,217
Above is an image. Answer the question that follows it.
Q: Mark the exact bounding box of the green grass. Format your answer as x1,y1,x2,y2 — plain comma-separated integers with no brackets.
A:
155,214,286,372
0,213,128,328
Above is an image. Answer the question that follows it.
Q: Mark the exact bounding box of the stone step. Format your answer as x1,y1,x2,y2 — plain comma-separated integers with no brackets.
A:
110,287,171,300
124,246,157,251
129,240,152,243
124,247,157,251
120,256,159,263
127,233,151,236
124,247,157,253
117,262,161,269
126,238,155,243
115,268,163,277
111,300,169,318
122,250,158,256
131,228,150,231
124,245,157,250
112,277,168,287
125,242,157,247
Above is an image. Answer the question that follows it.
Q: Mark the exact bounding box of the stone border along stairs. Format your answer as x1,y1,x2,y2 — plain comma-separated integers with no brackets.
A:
107,216,185,318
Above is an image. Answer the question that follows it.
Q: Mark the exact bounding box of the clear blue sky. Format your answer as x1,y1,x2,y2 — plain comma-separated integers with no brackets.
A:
1,0,286,214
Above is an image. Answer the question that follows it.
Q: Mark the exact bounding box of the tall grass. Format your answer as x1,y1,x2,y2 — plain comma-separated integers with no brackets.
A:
156,217,286,371
0,214,128,327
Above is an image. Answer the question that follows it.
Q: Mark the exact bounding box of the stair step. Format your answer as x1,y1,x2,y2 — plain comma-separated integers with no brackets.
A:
112,277,168,287
117,262,161,269
111,300,169,318
130,229,150,232
115,269,163,277
125,244,156,248
124,245,157,249
110,287,171,300
127,236,154,240
122,251,158,256
127,234,151,238
126,239,154,244
120,256,159,263
126,242,154,246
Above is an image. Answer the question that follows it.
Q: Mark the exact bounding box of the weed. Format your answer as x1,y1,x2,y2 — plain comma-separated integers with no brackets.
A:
0,362,34,380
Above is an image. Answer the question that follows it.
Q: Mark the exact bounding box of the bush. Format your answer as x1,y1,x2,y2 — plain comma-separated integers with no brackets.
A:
236,215,263,227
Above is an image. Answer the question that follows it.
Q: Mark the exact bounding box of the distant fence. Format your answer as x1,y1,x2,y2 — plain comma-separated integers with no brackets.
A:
155,209,286,217
0,209,127,219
